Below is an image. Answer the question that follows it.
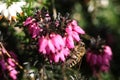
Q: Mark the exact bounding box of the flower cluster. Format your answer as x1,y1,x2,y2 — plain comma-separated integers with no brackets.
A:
0,1,26,21
0,43,19,80
24,8,85,63
86,37,112,75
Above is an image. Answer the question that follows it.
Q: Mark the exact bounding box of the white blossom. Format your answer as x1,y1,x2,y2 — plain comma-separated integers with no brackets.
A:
0,1,26,21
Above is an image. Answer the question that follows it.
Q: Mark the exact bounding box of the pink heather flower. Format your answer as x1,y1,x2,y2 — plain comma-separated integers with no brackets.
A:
71,20,78,26
55,20,59,27
7,65,18,80
51,34,61,50
32,27,40,38
24,9,86,63
53,54,59,63
8,58,15,67
86,45,112,75
64,20,85,50
56,34,65,48
104,45,112,56
9,69,18,80
61,47,70,57
72,25,85,34
45,45,51,54
72,31,80,42
9,51,18,62
86,51,92,62
102,56,110,66
38,34,70,63
65,25,72,35
48,39,55,53
0,60,7,70
100,65,109,72
97,55,102,66
28,23,40,38
58,48,70,61
50,47,70,63
39,36,59,54
65,26,80,42
90,53,97,66
38,36,48,54
23,17,35,26
58,52,65,62
54,51,65,63
45,13,51,21
67,20,85,34
66,35,74,49
7,65,14,71
63,37,67,45
102,45,112,66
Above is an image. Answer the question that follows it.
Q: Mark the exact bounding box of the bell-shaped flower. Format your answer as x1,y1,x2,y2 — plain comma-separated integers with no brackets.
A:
100,65,109,72
104,45,112,56
86,50,92,62
72,31,80,42
9,51,18,61
51,34,61,50
71,20,78,26
55,34,65,48
97,55,102,66
72,25,85,34
66,35,74,49
1,8,8,19
102,45,112,66
54,52,65,63
59,52,65,62
0,1,26,21
51,34,65,50
7,65,14,71
102,53,111,66
48,39,55,53
90,53,97,66
24,17,35,26
32,27,40,38
13,1,26,14
45,46,51,54
28,23,40,38
62,47,70,57
86,45,112,75
8,58,15,67
38,37,48,54
9,69,18,80
0,3,6,13
53,54,59,63
67,20,85,34
0,3,6,19
8,6,17,21
0,60,7,70
65,25,72,35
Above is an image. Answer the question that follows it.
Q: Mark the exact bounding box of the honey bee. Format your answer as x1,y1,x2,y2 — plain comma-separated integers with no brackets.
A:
65,41,86,68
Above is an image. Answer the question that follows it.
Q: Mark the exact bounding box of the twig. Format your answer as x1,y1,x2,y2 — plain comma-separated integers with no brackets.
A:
52,0,57,19
0,42,23,69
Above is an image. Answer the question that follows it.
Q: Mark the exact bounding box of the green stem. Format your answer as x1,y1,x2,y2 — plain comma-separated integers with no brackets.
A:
27,0,33,16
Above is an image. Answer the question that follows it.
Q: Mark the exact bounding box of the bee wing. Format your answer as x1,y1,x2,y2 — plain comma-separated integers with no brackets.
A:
65,41,86,68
